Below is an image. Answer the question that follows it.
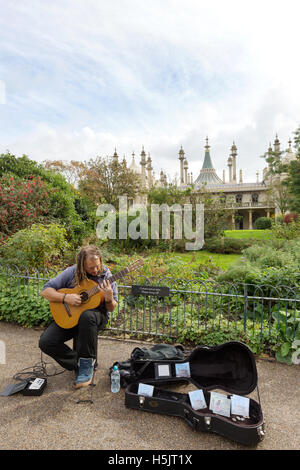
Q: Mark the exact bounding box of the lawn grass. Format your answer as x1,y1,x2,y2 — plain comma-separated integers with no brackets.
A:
147,250,240,271
224,229,272,240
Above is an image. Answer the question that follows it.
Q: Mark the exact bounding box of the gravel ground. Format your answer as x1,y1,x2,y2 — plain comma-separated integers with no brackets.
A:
0,322,299,451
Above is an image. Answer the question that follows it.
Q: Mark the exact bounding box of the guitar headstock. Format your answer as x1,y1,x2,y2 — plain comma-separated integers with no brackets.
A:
127,259,144,273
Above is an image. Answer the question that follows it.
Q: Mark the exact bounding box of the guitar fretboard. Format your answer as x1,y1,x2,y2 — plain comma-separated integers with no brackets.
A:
87,267,130,297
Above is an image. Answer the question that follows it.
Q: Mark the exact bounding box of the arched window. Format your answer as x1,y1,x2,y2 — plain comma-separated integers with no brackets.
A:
252,193,259,204
236,194,242,204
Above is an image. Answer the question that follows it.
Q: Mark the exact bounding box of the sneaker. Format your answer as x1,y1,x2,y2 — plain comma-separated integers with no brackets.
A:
74,357,95,389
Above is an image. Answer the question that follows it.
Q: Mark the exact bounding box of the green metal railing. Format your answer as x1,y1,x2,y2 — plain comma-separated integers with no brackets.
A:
0,264,299,344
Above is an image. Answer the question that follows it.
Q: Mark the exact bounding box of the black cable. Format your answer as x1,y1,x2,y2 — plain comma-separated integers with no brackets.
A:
13,351,67,382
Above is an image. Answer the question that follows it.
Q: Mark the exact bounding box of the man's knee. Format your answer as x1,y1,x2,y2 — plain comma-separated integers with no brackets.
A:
78,309,97,326
38,333,48,353
38,331,56,353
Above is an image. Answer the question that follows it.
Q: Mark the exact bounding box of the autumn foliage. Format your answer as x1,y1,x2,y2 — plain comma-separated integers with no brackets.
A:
0,174,50,239
283,212,298,224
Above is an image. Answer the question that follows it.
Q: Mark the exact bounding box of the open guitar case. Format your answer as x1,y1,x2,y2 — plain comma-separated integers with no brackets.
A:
112,341,265,446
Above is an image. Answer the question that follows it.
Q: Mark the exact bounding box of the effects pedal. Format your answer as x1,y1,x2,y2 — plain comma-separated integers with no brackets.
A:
22,377,47,396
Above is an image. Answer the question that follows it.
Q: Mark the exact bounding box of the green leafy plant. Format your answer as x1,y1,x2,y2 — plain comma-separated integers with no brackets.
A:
0,288,52,327
272,309,300,364
0,223,70,269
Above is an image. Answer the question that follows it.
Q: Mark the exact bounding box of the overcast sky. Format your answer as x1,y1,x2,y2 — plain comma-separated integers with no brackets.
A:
0,0,299,183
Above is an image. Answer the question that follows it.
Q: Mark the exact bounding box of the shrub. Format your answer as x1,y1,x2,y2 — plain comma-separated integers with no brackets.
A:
0,153,95,249
0,288,51,327
0,223,70,269
283,212,298,224
0,174,50,236
271,218,300,240
218,239,300,288
204,237,253,254
254,217,272,229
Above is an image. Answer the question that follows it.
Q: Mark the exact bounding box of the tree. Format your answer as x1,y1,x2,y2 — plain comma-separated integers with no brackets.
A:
261,132,299,215
287,126,300,213
148,183,234,239
43,160,86,187
79,155,141,207
265,177,292,216
0,152,92,247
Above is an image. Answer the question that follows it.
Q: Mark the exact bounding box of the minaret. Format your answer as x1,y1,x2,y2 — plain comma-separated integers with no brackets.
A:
160,170,164,186
183,158,188,184
267,142,273,168
222,169,226,183
274,134,280,154
239,169,243,184
146,153,153,188
140,146,147,188
227,156,233,182
178,146,185,186
231,142,237,183
113,148,119,161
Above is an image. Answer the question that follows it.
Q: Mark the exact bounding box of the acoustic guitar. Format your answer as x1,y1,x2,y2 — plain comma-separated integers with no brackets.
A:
50,259,144,329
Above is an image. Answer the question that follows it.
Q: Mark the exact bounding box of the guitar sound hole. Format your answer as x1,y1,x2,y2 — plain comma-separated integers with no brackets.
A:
80,292,89,303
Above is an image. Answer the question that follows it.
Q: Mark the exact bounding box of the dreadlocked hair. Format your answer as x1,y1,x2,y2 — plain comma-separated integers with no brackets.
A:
74,245,103,286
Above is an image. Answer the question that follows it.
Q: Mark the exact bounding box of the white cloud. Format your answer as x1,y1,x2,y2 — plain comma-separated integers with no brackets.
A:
0,0,299,183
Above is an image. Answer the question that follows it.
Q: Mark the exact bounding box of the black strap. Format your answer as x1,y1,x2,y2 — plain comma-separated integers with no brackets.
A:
63,296,72,318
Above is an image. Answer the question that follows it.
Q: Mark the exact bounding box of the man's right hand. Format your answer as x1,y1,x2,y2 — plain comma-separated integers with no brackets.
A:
65,294,82,306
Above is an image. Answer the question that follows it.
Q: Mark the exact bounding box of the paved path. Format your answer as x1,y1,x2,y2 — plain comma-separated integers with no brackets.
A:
0,322,299,451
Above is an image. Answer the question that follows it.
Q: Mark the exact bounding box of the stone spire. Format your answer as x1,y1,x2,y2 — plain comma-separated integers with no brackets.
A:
274,134,280,154
239,169,243,184
227,155,233,182
140,146,147,187
113,148,119,161
183,158,188,184
202,136,214,169
194,137,223,185
231,142,237,183
178,146,185,185
147,153,153,188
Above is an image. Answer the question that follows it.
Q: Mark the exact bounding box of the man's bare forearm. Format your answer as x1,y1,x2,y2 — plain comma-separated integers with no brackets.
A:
41,287,65,302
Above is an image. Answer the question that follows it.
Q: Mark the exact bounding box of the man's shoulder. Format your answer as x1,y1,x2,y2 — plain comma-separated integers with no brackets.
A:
59,264,76,279
42,264,76,291
64,264,77,273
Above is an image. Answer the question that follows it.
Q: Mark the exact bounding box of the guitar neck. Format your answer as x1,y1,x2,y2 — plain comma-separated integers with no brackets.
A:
108,268,129,284
88,267,130,297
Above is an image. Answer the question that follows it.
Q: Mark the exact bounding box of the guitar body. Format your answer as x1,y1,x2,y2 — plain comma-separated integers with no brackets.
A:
50,279,105,329
49,259,144,329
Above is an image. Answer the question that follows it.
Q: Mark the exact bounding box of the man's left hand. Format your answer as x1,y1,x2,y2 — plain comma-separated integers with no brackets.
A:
99,279,114,303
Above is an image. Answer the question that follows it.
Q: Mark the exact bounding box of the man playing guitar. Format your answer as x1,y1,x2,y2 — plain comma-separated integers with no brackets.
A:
39,245,118,388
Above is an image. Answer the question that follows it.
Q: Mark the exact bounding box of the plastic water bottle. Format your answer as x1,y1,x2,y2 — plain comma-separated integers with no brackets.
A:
111,365,120,393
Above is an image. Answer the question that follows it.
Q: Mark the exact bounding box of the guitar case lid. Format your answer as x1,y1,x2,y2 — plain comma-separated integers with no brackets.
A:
131,341,258,396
